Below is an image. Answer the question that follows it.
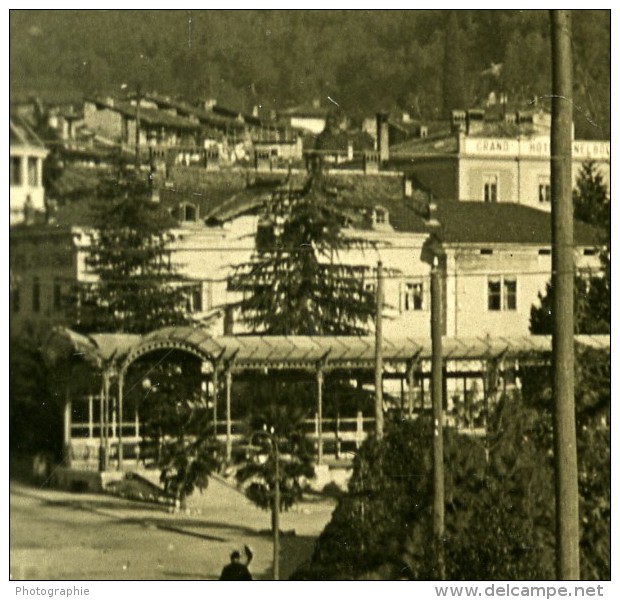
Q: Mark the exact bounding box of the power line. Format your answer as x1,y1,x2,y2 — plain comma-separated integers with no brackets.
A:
31,266,606,287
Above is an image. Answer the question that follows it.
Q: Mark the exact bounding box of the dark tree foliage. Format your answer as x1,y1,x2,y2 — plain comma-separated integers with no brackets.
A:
129,352,221,507
519,345,611,580
228,171,376,335
530,162,610,335
9,320,64,461
573,161,610,231
442,11,468,116
235,404,316,532
293,356,610,580
78,175,190,334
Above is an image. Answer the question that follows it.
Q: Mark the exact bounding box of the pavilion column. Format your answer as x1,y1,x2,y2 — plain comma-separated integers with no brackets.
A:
63,387,72,467
88,395,94,439
407,360,416,419
225,369,233,461
98,373,110,472
316,368,324,465
212,365,219,438
117,370,124,471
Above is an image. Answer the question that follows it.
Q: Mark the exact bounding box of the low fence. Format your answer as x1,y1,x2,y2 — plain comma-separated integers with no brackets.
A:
68,412,376,468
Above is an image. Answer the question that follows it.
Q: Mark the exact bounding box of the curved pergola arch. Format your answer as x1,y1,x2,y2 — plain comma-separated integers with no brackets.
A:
120,339,216,375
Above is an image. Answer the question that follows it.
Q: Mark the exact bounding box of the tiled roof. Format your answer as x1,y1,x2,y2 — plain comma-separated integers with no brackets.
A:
279,105,330,119
137,93,258,131
86,97,200,131
390,132,458,156
434,201,602,246
47,325,609,371
10,116,46,148
322,173,428,234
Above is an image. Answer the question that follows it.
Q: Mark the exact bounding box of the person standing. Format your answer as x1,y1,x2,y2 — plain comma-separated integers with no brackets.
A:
219,545,253,580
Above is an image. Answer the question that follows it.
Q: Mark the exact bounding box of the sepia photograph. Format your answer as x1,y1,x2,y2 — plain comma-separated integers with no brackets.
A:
8,6,612,589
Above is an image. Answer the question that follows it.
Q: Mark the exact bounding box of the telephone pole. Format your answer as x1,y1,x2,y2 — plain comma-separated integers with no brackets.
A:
271,429,280,581
430,256,445,579
550,10,580,580
375,261,384,439
135,83,142,170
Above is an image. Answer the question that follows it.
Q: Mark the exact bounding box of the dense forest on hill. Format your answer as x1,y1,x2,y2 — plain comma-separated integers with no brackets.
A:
10,10,610,138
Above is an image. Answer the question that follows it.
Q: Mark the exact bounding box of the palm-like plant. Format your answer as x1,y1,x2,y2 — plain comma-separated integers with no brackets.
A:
236,404,316,532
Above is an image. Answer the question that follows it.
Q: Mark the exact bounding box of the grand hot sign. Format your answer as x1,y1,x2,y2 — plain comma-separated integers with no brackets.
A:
462,137,610,160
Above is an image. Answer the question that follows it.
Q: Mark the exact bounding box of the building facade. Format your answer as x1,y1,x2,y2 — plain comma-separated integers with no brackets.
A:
388,109,610,212
10,117,49,225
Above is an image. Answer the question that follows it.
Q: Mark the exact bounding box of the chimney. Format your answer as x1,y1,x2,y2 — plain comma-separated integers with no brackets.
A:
223,306,234,335
376,112,389,163
312,98,321,109
402,111,411,123
403,176,413,198
363,151,380,174
451,110,467,134
466,109,485,134
347,141,354,161
425,197,440,228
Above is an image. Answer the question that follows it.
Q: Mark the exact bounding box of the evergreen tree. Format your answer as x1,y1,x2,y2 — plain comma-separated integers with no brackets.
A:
573,161,610,229
530,162,609,334
227,170,376,335
78,175,190,334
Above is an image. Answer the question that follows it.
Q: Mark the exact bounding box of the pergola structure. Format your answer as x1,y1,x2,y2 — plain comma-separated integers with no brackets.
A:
47,326,609,471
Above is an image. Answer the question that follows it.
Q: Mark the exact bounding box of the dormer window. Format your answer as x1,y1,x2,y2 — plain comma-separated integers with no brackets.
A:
179,202,198,222
371,206,390,228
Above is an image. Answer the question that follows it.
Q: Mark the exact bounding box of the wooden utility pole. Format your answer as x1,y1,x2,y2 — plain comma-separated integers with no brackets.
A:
374,261,384,439
135,83,142,170
272,432,281,581
550,9,580,580
118,371,124,471
430,256,445,579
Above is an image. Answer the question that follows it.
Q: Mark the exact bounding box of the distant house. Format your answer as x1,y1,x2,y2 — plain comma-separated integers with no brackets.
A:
278,102,330,135
10,116,49,225
83,96,202,151
363,112,429,147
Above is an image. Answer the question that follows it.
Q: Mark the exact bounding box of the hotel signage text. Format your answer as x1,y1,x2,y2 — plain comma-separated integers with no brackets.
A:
462,137,610,160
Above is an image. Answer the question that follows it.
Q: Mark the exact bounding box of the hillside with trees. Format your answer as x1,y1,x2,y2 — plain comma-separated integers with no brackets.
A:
9,10,610,138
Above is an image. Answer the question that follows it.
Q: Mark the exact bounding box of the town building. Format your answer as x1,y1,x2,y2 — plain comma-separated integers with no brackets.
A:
10,116,49,225
387,108,610,212
10,163,603,340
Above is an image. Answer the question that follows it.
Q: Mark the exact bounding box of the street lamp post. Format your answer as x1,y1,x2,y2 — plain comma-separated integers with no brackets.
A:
259,426,281,580
272,429,280,581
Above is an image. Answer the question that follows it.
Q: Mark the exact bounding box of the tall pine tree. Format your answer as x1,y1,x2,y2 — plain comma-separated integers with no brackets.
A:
78,175,190,334
228,170,376,335
530,162,609,334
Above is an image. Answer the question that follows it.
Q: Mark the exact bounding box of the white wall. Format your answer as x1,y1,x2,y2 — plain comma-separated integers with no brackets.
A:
10,147,48,225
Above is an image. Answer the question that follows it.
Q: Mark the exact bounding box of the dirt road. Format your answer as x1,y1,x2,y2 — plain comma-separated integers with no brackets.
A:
10,478,336,581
